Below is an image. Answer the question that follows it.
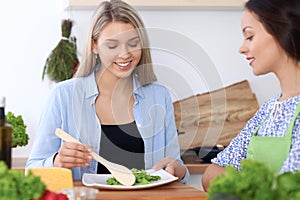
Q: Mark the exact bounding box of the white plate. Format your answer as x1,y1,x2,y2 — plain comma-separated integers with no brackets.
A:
82,169,178,190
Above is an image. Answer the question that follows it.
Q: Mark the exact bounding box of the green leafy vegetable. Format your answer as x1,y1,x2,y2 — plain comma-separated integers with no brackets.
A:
208,159,300,200
0,161,46,200
275,171,300,200
6,111,29,147
107,168,161,185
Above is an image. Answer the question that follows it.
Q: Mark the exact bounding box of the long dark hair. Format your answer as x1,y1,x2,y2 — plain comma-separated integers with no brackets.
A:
245,0,300,62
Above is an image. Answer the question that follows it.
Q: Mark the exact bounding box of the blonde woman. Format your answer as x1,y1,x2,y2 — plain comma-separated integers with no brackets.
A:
26,0,189,183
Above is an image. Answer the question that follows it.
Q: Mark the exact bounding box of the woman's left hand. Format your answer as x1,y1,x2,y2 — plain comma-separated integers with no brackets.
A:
153,157,186,181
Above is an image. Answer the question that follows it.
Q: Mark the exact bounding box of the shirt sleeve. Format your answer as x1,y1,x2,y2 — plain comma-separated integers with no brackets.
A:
25,85,63,168
164,90,190,183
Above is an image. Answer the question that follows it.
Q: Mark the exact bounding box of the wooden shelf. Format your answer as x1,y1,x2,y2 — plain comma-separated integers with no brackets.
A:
181,150,210,174
185,163,209,174
65,0,245,10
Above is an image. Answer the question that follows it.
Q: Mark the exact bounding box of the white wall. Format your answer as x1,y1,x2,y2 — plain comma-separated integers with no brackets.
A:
0,0,280,158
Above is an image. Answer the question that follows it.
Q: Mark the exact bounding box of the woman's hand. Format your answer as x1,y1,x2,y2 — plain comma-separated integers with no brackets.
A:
153,157,186,181
53,142,93,168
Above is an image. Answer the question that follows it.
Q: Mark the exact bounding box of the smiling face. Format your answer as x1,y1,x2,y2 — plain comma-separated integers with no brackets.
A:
93,21,142,79
239,9,286,76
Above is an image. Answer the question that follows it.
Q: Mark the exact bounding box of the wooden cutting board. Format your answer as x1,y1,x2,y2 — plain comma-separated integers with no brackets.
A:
174,80,259,150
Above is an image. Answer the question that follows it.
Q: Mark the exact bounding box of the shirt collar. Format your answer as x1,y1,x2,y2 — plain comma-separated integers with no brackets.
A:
84,69,99,104
85,65,146,102
132,73,145,99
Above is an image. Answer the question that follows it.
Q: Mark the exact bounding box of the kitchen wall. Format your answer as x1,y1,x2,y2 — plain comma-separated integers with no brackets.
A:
0,0,280,158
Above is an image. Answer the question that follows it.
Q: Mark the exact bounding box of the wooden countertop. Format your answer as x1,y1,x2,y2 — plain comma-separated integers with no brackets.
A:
12,158,207,199
74,180,207,200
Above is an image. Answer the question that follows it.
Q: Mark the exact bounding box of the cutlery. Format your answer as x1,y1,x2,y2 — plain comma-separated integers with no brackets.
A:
55,128,136,186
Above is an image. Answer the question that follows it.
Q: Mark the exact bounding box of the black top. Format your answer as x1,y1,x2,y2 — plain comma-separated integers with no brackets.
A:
97,121,145,174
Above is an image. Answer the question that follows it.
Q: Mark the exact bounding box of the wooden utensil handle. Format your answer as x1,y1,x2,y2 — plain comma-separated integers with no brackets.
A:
55,128,110,167
55,128,81,144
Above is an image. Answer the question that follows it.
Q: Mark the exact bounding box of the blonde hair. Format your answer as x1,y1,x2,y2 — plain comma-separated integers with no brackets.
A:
74,0,157,85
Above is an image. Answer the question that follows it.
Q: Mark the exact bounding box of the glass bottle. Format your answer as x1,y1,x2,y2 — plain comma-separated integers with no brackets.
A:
0,97,12,168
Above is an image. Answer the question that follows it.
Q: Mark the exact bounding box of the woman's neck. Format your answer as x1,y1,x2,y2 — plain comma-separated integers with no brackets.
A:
277,61,300,101
95,68,133,96
94,67,135,125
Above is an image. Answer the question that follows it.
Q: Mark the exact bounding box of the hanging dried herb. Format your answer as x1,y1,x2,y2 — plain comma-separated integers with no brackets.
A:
42,19,79,83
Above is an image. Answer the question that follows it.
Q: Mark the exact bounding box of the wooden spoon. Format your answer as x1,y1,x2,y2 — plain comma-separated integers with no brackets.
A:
55,128,136,186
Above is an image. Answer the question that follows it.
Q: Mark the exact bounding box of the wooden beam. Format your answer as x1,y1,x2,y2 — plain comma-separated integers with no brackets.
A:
65,0,245,10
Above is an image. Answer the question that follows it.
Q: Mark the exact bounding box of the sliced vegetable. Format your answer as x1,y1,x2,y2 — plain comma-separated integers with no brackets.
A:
107,168,161,185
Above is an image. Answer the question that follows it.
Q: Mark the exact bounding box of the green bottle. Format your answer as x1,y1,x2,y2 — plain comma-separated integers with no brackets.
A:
0,97,12,168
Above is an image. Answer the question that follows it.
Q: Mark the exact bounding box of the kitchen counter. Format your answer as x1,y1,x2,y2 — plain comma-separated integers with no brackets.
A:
73,179,206,200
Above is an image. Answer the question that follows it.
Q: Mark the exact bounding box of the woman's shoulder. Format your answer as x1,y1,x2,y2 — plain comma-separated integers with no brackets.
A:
137,82,171,102
52,78,79,91
258,93,300,111
259,94,281,109
53,74,94,90
139,82,171,97
141,82,169,93
248,94,280,121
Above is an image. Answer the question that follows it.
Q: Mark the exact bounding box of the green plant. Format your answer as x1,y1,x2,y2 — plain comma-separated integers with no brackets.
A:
5,111,29,147
208,159,300,200
42,19,79,83
0,161,46,199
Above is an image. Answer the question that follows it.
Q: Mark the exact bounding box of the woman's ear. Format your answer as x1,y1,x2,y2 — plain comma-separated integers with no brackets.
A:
91,40,98,54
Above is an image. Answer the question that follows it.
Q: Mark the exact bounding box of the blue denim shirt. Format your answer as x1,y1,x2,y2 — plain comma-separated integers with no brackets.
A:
26,71,190,183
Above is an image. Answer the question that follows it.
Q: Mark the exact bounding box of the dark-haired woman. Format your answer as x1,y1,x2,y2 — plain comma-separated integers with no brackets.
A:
202,0,300,191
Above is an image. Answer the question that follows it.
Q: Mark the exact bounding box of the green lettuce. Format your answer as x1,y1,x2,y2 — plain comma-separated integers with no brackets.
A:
208,159,300,200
